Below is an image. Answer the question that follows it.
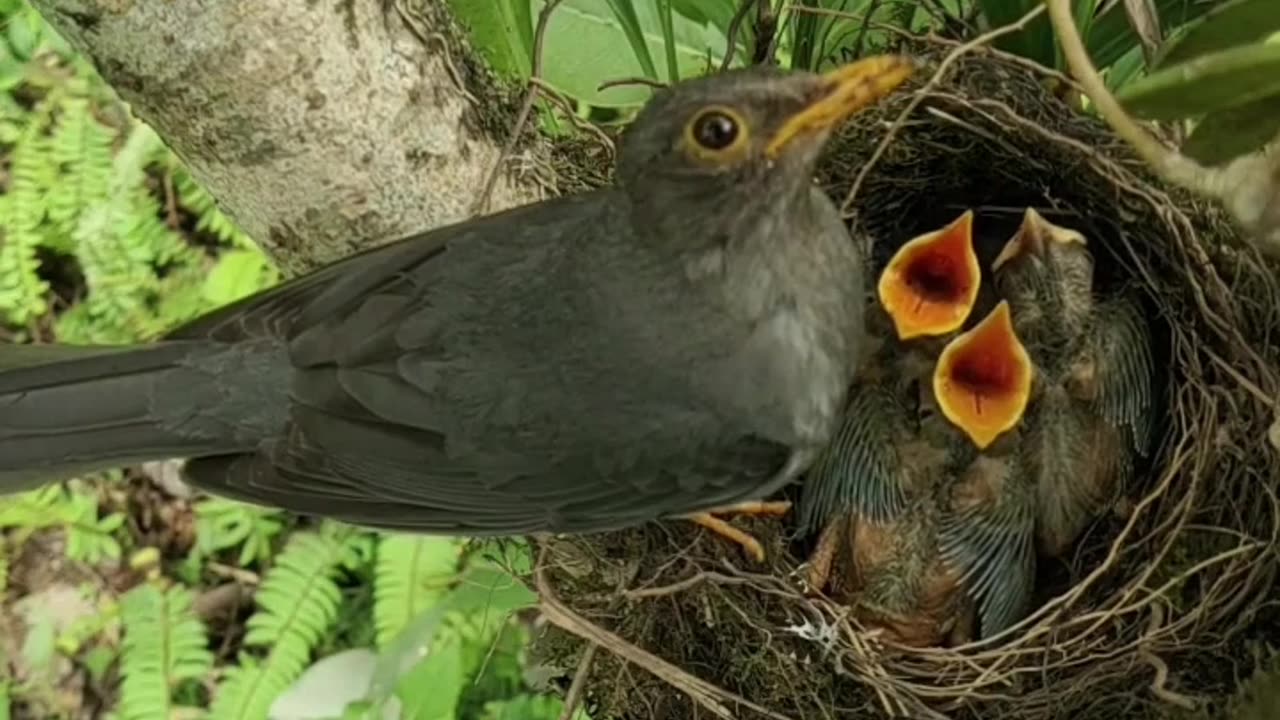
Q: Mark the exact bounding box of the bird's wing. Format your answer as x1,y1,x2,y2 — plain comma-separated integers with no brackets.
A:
938,453,1036,640
1087,294,1156,456
797,382,909,534
1026,388,1107,554
186,408,789,535
170,192,792,533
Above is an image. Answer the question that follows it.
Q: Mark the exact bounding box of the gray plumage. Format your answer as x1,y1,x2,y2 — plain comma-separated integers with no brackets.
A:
0,63,905,536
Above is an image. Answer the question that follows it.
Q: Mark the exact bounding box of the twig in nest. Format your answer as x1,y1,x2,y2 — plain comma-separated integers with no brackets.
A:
840,3,1048,215
529,78,618,154
558,642,597,720
598,76,668,92
1138,604,1200,711
472,0,565,216
534,562,796,720
622,569,751,599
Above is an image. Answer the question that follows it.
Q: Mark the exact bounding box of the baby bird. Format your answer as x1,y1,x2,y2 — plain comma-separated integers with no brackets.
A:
801,301,1037,646
799,210,984,534
991,209,1156,558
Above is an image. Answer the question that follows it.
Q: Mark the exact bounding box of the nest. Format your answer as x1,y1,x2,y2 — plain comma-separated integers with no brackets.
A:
527,38,1280,720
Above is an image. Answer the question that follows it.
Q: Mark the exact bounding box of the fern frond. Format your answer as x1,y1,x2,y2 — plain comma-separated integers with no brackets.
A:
209,531,346,720
66,144,157,340
45,95,114,241
373,534,461,647
118,583,213,720
170,168,254,249
0,119,54,325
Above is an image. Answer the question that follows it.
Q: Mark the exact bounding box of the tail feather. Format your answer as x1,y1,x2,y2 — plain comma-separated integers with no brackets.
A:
0,341,278,492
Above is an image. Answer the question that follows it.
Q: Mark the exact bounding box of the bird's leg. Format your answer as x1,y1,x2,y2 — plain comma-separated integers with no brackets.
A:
681,500,792,562
803,513,847,592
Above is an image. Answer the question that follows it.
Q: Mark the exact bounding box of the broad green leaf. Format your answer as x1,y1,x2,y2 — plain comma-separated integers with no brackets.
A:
202,248,275,306
535,0,725,107
1118,41,1280,120
366,564,536,710
1105,44,1147,91
1154,0,1280,70
975,0,1056,67
1088,0,1215,70
447,0,535,78
1184,94,1280,165
269,649,400,720
604,0,661,80
672,0,737,38
395,640,465,720
671,0,746,64
5,9,39,61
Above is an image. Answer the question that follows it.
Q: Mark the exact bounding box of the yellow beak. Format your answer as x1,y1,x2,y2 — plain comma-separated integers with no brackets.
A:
765,55,915,158
992,207,1088,272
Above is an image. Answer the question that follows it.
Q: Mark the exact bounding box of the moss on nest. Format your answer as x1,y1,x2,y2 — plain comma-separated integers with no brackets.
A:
529,38,1280,720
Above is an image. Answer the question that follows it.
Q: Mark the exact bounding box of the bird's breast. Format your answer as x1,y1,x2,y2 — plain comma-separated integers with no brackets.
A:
754,307,847,446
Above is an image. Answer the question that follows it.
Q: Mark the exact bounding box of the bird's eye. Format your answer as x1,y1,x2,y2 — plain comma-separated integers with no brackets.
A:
683,106,749,161
692,110,739,149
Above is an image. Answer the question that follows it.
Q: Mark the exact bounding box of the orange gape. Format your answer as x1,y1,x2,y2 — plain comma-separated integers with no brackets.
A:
877,210,981,340
933,301,1034,450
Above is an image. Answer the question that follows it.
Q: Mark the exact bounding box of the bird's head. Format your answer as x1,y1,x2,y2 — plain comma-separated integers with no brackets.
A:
616,56,913,228
991,208,1095,338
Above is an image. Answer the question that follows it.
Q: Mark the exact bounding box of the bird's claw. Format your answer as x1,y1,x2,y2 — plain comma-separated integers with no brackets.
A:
683,500,792,563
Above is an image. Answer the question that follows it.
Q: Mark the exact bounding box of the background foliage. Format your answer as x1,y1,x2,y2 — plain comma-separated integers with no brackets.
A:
0,0,1276,718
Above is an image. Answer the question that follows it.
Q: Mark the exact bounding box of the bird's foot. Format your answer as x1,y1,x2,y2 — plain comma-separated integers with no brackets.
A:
683,500,792,563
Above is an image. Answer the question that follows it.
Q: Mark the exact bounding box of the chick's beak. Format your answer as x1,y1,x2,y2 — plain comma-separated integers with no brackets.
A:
933,300,1033,449
765,55,914,159
992,207,1088,272
877,210,980,340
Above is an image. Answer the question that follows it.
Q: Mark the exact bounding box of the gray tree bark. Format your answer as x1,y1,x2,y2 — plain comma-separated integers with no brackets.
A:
30,0,547,274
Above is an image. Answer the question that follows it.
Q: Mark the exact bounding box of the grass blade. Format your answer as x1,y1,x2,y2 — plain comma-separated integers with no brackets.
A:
656,0,679,83
974,0,1056,67
604,0,661,79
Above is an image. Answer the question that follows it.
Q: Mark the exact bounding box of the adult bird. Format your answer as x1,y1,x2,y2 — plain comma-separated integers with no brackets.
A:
0,57,916,560
990,208,1156,558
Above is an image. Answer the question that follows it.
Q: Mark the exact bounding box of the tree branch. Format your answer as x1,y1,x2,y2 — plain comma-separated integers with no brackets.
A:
31,0,548,273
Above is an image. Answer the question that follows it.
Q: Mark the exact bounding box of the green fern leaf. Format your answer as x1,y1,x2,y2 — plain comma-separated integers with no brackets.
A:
0,119,53,325
373,535,462,647
45,95,114,241
193,497,285,568
209,531,347,720
482,694,585,720
171,168,254,249
118,583,214,720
